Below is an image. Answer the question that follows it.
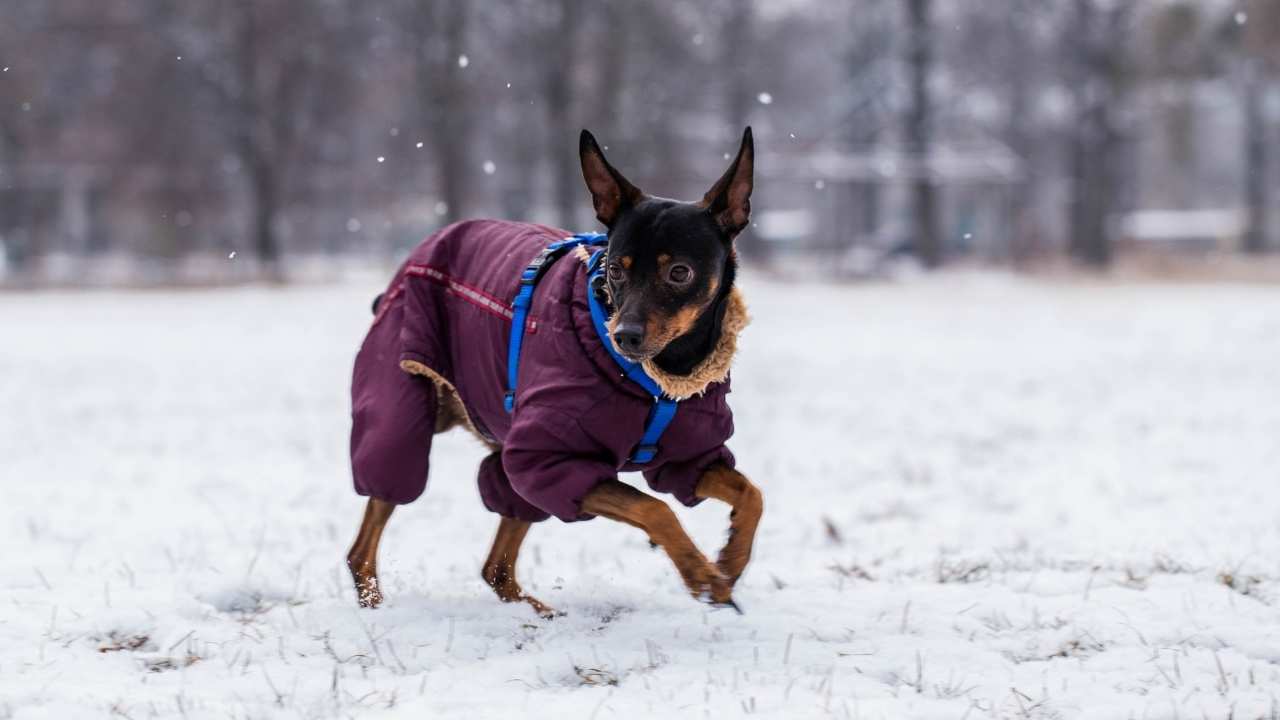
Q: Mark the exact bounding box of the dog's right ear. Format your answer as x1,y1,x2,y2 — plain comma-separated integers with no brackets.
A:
580,130,643,227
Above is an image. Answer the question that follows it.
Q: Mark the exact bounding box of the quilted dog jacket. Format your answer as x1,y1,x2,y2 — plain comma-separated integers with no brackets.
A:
350,220,747,522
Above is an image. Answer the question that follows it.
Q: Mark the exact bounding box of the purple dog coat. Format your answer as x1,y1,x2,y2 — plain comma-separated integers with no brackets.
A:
350,220,749,522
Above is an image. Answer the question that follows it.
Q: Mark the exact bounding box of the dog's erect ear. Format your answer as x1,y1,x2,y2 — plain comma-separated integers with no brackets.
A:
580,130,643,227
700,127,754,239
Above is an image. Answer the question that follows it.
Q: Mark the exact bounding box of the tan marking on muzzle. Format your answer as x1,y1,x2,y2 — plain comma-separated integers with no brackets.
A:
645,305,702,351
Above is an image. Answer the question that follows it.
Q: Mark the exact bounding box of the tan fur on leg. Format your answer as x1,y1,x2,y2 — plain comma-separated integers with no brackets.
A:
581,480,732,603
695,464,763,588
482,517,556,618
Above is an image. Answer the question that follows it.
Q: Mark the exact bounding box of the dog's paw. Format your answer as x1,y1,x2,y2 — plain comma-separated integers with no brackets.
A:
355,579,383,609
525,596,561,620
684,563,733,606
349,562,384,609
704,597,744,614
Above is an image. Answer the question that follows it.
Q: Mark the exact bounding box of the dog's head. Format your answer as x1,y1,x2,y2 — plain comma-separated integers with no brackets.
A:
579,127,754,363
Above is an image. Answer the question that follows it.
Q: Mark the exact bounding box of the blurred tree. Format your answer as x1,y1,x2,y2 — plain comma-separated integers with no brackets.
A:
166,0,357,281
0,5,45,271
844,0,892,246
1233,0,1280,254
543,0,583,230
904,0,940,267
0,3,106,269
1148,2,1205,210
721,0,754,138
1063,0,1137,268
586,0,629,146
721,0,762,259
403,0,473,225
998,2,1051,261
7,0,1279,285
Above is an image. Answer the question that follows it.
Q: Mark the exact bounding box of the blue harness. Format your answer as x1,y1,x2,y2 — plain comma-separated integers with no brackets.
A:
505,233,678,465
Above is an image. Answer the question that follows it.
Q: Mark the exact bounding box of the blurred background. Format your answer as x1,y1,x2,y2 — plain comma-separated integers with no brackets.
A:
2,0,1280,286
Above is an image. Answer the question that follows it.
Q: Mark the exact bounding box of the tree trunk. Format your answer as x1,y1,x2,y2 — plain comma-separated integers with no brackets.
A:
0,143,34,273
248,157,282,282
235,1,282,282
546,0,582,229
724,0,753,135
905,0,940,268
846,2,890,254
593,0,628,142
1066,0,1131,268
1242,60,1269,254
1068,100,1117,267
724,0,765,260
426,0,470,225
1004,4,1034,261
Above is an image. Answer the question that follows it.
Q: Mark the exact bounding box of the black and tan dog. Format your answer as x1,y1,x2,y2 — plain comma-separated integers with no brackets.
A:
346,129,763,615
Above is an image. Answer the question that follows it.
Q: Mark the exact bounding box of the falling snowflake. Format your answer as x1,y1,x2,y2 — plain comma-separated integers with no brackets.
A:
814,180,826,190
376,156,385,163
416,141,424,148
724,153,731,160
457,54,469,68
346,218,361,232
757,92,773,105
228,251,236,260
483,161,496,175
434,201,449,216
692,33,704,45
506,82,512,89
389,127,399,137
1236,11,1247,24
789,133,796,139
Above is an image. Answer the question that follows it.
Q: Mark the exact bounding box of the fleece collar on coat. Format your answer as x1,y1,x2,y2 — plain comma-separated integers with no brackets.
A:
573,245,749,400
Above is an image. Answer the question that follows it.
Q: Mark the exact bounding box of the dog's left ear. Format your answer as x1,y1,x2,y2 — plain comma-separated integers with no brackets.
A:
700,127,754,239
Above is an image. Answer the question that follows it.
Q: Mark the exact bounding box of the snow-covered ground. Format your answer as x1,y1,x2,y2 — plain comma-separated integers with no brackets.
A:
4,273,1280,719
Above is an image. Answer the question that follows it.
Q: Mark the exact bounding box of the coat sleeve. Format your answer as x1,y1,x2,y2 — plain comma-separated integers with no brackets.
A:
643,445,735,509
501,404,617,522
643,388,737,508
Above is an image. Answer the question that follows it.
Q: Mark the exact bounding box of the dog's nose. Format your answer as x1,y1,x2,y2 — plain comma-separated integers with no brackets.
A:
612,323,645,353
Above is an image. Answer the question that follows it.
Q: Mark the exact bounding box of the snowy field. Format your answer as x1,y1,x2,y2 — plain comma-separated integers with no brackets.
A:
4,272,1280,719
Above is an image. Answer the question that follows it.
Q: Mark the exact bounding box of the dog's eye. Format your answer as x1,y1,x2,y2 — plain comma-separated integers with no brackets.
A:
667,264,692,284
607,264,623,282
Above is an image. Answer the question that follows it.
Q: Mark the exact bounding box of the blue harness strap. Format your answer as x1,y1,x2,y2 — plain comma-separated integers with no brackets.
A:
585,248,679,465
506,233,607,412
504,235,680,466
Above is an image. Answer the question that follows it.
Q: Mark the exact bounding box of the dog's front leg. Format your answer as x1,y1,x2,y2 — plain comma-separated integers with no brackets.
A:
581,480,732,604
695,464,763,588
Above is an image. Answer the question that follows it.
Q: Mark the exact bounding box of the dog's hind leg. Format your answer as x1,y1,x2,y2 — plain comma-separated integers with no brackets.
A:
347,498,395,608
695,464,763,589
582,480,733,605
482,517,556,618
